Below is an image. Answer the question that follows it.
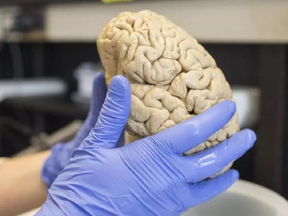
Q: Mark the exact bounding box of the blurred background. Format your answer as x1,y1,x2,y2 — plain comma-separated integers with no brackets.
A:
0,0,287,200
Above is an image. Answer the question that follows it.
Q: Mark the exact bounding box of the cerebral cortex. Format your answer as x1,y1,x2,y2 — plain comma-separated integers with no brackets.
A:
97,10,239,162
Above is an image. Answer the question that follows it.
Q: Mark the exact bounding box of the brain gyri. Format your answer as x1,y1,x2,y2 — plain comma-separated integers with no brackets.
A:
97,10,239,163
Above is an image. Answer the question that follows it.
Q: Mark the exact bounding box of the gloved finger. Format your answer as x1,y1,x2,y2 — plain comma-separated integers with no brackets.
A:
90,72,107,112
81,75,131,149
74,72,107,142
115,129,126,148
185,169,239,208
182,129,255,183
152,100,236,155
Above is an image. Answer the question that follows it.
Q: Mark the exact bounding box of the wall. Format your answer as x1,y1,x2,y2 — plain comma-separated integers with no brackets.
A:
1,0,288,43
46,0,288,43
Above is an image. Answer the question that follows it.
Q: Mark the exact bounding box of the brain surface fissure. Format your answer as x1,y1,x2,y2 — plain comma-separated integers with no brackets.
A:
97,10,239,165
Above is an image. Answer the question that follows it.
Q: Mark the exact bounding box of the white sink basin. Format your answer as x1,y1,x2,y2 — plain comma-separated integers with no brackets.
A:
182,180,288,216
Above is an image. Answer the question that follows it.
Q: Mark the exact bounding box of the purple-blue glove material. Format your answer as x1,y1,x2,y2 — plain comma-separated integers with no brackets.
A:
36,75,256,216
41,72,109,188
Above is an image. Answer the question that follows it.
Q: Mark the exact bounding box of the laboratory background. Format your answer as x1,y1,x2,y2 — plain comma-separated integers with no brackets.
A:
0,0,288,215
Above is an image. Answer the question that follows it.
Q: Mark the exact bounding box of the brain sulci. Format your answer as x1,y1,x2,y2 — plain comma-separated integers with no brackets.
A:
97,10,240,174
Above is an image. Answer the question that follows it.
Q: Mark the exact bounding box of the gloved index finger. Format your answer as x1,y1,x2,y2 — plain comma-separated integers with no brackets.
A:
152,100,236,155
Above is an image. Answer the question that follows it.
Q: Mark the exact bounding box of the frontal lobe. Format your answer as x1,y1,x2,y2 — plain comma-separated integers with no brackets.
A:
97,10,239,159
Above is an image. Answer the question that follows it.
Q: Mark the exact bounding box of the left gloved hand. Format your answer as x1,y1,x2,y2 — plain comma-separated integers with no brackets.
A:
35,75,255,216
41,72,109,188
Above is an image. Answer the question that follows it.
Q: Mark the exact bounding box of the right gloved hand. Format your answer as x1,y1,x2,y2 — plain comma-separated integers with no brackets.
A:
36,75,256,216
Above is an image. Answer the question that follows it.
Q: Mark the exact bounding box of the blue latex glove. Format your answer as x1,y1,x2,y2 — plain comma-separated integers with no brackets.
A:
36,75,256,216
41,72,108,188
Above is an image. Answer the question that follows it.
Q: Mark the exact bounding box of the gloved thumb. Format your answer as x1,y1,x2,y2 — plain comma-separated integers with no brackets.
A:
81,75,131,149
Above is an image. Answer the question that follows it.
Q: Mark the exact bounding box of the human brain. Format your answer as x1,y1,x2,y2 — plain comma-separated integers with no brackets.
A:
97,10,239,160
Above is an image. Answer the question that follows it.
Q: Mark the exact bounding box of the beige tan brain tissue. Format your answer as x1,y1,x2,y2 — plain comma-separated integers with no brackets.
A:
97,10,240,175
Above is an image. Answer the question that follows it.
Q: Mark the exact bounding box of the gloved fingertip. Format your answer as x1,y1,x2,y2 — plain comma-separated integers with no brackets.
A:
229,100,236,113
109,75,130,94
93,71,105,83
236,129,256,150
245,129,257,147
106,75,131,108
227,169,239,182
218,100,236,118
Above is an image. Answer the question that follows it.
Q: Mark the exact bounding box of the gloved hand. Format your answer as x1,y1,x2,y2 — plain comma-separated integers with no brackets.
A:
41,72,110,188
36,75,256,216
